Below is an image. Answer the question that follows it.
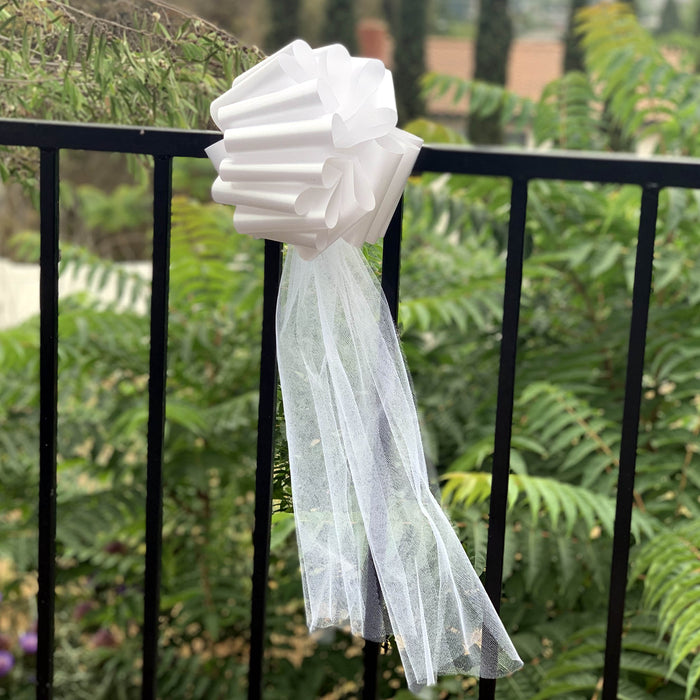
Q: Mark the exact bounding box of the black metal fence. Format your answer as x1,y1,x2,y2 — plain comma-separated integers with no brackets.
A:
3,117,700,700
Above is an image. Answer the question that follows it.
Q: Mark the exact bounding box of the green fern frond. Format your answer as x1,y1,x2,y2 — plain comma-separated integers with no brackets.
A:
686,655,700,700
441,469,647,540
403,117,467,145
630,520,700,694
529,673,599,700
578,2,700,155
399,285,502,333
421,73,537,135
531,616,690,700
517,382,621,487
536,71,605,150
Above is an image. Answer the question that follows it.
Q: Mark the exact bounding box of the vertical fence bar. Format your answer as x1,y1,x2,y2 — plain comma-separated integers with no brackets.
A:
141,155,173,700
381,197,404,320
479,178,528,700
601,184,659,700
37,148,59,700
360,197,405,700
248,240,283,700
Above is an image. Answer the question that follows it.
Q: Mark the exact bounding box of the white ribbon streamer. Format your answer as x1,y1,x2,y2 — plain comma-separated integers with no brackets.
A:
207,39,523,693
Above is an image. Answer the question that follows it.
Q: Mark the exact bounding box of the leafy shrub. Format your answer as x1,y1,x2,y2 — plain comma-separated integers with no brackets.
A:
1,2,700,699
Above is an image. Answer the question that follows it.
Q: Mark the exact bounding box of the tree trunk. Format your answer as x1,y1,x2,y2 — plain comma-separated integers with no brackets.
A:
563,0,587,73
382,0,398,35
657,0,681,35
694,1,700,71
469,0,513,144
394,0,427,124
266,0,300,52
322,0,357,53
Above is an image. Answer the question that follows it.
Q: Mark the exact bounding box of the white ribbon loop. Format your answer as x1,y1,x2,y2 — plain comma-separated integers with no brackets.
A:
208,40,523,693
206,39,412,259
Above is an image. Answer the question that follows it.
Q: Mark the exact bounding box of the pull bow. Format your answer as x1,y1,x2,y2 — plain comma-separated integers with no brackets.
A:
207,39,523,693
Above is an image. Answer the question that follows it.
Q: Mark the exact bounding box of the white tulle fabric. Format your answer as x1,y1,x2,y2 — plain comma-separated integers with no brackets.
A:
207,39,522,693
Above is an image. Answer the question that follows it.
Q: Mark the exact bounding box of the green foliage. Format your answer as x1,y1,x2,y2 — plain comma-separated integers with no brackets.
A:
576,2,700,156
0,0,261,126
424,2,700,155
443,469,653,541
0,0,262,186
423,67,606,150
631,521,700,697
3,1,700,698
394,165,700,695
401,56,700,693
403,118,468,145
523,616,692,700
0,190,268,698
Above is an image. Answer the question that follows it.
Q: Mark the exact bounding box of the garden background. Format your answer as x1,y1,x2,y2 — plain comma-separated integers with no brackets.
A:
1,1,700,698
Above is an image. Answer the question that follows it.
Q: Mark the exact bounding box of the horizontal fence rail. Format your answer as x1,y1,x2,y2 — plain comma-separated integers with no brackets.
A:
3,118,700,699
7,117,700,186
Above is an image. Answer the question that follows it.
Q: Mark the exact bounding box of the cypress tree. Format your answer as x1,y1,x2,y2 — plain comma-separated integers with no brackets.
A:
692,0,700,71
266,0,301,52
382,0,398,35
563,0,587,73
657,0,681,34
394,0,427,124
469,0,513,144
322,0,357,53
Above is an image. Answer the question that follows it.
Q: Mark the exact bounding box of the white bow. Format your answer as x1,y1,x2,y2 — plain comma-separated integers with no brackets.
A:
207,39,522,693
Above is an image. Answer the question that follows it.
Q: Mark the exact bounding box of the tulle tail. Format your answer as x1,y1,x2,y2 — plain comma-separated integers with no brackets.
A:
276,240,523,693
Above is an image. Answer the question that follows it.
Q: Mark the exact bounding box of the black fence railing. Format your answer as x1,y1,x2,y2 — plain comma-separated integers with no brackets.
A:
3,118,700,700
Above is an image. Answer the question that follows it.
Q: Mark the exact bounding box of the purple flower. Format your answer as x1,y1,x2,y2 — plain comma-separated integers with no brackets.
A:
90,628,117,649
73,601,96,621
0,650,14,677
103,541,129,555
19,631,38,655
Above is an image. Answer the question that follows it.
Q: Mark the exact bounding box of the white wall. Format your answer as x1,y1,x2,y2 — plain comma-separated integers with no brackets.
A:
0,258,151,330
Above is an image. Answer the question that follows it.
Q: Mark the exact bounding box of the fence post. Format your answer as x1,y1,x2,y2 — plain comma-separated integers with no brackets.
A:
248,240,283,700
601,183,659,700
142,155,173,700
37,147,60,700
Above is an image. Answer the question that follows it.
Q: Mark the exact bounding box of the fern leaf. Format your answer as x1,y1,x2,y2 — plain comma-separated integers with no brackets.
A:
620,651,686,687
520,476,542,526
667,613,700,675
556,535,577,587
685,654,700,700
617,677,661,700
525,527,545,592
659,585,700,639
443,470,622,540
631,521,700,689
530,674,598,700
